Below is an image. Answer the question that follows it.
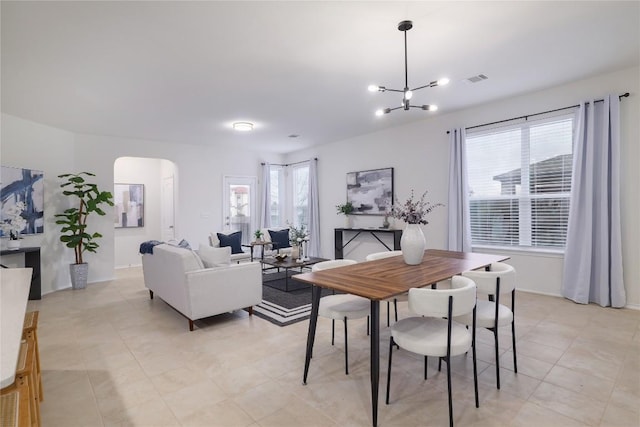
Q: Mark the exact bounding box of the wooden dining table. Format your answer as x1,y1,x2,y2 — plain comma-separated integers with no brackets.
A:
291,249,509,427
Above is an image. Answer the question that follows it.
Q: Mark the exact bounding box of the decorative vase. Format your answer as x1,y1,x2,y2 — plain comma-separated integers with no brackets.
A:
291,244,300,260
400,224,426,265
382,216,390,229
70,263,89,289
345,215,352,229
7,239,21,250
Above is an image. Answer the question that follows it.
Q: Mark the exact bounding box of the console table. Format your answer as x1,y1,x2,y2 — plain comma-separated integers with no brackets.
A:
334,228,402,259
0,247,41,300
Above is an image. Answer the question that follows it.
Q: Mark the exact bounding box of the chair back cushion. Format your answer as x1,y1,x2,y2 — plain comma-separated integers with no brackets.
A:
408,276,476,318
197,245,231,268
462,262,516,295
312,259,357,272
365,251,403,261
268,229,291,249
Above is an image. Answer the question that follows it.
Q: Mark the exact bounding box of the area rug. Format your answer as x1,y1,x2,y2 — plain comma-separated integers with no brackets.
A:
254,271,331,326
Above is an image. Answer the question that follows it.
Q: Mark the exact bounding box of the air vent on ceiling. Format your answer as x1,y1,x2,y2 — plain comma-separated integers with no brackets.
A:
464,74,488,83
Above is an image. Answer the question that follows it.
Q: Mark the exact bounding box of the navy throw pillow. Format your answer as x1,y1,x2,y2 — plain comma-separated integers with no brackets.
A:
217,231,243,254
268,229,291,250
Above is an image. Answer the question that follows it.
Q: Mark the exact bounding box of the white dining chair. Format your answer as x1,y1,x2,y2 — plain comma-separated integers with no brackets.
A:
460,262,517,389
313,259,369,375
386,275,479,427
365,251,404,326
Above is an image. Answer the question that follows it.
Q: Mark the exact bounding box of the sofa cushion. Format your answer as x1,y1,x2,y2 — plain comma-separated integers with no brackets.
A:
217,231,243,254
197,245,231,268
268,229,291,250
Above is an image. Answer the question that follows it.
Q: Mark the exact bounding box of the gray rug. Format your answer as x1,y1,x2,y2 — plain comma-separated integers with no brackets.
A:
254,271,332,326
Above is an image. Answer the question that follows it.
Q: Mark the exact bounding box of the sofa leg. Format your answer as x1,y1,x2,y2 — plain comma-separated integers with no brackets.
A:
246,306,254,316
149,290,154,300
188,319,194,331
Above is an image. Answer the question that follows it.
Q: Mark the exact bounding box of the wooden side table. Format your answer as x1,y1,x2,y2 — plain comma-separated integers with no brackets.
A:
242,241,272,262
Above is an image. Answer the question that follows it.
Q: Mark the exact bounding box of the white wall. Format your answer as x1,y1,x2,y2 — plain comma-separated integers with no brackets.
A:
285,66,640,309
114,156,172,268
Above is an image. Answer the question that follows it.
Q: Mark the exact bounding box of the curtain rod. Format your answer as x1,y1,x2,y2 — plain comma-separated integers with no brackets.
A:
446,92,629,134
261,157,317,167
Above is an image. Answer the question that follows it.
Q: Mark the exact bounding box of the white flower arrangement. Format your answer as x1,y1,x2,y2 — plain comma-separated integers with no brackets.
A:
1,201,27,240
289,223,310,246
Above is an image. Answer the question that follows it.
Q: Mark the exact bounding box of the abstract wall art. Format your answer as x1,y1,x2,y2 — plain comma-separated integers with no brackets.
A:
346,167,394,215
0,166,45,236
114,183,144,228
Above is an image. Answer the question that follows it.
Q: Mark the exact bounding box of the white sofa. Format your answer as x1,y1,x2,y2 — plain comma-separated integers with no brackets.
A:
141,243,262,331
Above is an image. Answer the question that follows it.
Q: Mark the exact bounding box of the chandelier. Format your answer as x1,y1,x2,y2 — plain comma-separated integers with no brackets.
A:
369,20,449,116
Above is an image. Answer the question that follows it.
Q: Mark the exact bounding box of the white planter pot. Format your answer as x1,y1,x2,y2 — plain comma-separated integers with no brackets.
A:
400,224,426,265
344,215,352,228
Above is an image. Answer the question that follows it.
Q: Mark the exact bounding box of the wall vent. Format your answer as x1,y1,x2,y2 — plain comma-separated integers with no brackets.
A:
464,74,488,83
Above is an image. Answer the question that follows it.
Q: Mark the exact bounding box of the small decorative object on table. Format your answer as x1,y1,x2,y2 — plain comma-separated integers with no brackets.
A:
1,201,27,250
382,212,391,229
253,229,264,242
336,202,354,228
274,253,288,262
391,190,443,265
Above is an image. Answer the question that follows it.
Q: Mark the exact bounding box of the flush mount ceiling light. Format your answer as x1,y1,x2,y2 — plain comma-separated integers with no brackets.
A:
369,20,449,116
232,122,254,131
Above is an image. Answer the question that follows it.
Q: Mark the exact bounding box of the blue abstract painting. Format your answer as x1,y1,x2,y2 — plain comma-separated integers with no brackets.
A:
1,166,45,236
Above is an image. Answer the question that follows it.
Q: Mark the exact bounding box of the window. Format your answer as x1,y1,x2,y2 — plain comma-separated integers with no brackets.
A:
269,166,284,226
268,162,309,228
292,163,309,228
466,112,575,250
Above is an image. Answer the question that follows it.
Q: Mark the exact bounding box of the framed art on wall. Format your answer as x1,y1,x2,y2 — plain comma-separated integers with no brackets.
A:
114,183,144,228
0,166,45,236
346,167,394,215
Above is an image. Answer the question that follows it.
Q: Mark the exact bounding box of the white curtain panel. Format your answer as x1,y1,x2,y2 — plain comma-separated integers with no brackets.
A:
561,95,625,307
259,162,271,229
447,128,472,252
308,159,321,257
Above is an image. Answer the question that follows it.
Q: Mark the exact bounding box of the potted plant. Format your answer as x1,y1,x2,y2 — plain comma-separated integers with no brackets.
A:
336,201,354,228
55,172,114,289
1,201,27,249
254,229,264,242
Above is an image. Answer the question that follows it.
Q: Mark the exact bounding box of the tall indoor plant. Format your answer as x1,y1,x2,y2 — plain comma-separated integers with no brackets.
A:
55,172,114,289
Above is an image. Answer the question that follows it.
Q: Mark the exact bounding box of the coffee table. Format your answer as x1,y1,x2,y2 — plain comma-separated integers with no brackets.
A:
261,256,327,291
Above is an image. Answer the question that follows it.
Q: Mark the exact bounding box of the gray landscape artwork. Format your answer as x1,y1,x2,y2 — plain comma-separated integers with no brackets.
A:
346,167,393,215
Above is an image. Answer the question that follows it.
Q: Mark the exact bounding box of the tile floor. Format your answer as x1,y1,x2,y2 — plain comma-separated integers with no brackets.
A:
29,267,639,426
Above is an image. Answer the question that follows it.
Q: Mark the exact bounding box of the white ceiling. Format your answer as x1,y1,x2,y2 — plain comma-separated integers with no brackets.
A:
2,1,638,154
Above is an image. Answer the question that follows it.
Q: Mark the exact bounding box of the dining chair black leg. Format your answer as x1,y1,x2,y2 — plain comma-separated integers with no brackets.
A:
493,328,501,389
344,317,349,375
446,355,453,427
512,320,518,373
367,315,370,336
471,334,480,408
424,356,428,379
331,319,335,345
438,357,442,372
386,301,390,327
394,298,398,322
385,337,394,404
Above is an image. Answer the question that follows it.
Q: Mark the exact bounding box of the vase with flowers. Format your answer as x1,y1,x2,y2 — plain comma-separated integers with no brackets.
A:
289,223,309,262
391,190,443,265
1,201,27,250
